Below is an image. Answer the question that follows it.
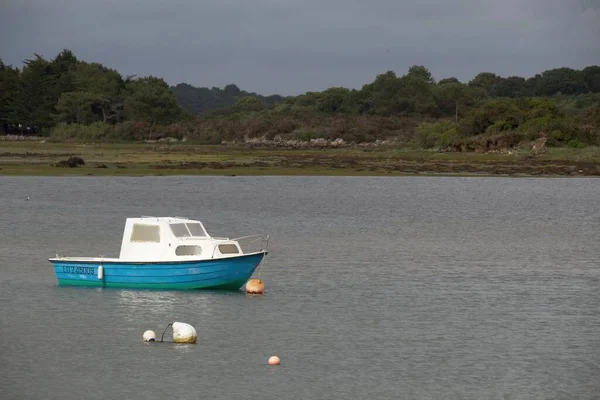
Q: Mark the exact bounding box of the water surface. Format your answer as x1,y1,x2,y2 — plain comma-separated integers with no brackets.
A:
0,176,598,399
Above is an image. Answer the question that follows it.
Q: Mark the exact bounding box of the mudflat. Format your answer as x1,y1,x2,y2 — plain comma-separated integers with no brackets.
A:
0,140,599,177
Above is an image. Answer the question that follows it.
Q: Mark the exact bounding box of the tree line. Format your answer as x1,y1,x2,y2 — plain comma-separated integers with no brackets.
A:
171,83,284,115
0,50,181,134
1,49,599,149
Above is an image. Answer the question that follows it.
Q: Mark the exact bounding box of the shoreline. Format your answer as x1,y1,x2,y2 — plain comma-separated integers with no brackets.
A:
0,140,599,178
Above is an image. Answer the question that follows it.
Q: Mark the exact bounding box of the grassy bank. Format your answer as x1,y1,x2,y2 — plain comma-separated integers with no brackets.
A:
0,140,599,177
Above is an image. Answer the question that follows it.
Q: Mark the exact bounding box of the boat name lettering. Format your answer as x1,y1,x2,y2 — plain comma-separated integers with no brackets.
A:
62,266,95,275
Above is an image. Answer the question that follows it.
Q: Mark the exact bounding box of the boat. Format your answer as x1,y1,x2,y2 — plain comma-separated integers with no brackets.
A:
48,216,269,290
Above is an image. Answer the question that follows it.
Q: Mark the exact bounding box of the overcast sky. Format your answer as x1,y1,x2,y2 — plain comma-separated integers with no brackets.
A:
1,0,599,95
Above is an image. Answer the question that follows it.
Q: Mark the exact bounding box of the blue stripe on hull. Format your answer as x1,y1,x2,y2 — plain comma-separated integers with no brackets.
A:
50,252,266,290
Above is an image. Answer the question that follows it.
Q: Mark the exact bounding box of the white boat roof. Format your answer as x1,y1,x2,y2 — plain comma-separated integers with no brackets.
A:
133,216,202,224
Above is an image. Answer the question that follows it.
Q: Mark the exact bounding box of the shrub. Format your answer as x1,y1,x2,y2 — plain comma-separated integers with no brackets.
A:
51,122,115,141
415,120,460,148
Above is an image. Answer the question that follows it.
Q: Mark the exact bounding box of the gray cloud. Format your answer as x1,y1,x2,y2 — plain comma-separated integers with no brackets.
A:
1,0,599,95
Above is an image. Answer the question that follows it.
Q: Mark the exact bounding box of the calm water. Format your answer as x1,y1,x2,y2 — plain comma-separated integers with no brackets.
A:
0,176,599,400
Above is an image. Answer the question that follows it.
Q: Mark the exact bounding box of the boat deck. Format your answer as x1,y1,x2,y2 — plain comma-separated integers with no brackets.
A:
49,250,267,264
50,256,121,262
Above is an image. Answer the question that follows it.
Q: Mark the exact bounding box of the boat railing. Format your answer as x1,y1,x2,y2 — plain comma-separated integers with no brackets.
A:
232,234,270,254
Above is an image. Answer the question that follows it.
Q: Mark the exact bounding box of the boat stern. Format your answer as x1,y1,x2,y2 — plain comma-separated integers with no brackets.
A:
49,258,106,287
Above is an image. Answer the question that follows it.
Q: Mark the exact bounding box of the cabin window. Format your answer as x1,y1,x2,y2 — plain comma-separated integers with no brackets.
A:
130,224,160,243
175,245,203,256
186,223,206,237
218,244,239,254
170,223,191,237
170,222,207,238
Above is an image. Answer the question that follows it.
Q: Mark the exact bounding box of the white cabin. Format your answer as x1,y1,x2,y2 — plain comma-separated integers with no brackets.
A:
118,216,253,262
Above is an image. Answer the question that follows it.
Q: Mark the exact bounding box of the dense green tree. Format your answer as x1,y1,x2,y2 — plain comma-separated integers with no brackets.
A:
582,66,600,93
468,72,502,97
55,91,105,124
53,62,125,124
171,82,284,114
19,55,57,128
315,87,352,113
294,91,321,108
223,84,241,95
399,74,437,115
51,49,78,95
433,82,467,120
460,99,525,135
0,61,24,124
406,65,435,84
438,77,461,85
532,68,587,96
359,71,405,115
495,76,528,97
124,76,181,127
235,96,263,112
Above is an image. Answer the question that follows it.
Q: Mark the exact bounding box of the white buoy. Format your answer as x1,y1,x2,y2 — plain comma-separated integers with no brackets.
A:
97,265,104,280
143,330,156,342
172,322,197,344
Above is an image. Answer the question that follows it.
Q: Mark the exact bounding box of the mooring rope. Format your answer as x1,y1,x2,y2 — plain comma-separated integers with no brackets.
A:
160,322,173,342
256,236,274,278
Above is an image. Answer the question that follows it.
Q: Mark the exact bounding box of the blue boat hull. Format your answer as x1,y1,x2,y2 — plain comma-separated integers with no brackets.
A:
49,252,266,290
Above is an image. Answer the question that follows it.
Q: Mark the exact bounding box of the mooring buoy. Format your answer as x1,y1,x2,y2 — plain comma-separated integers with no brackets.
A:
245,278,265,294
268,356,280,365
172,321,197,344
143,330,156,342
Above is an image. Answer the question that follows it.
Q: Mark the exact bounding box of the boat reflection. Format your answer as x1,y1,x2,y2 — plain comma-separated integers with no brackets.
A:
115,289,218,322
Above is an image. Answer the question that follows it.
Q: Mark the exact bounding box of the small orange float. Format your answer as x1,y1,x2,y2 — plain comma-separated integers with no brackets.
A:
245,278,265,294
268,356,280,365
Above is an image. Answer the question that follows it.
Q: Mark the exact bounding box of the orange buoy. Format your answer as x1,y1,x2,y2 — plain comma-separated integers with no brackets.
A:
268,356,280,365
245,278,265,294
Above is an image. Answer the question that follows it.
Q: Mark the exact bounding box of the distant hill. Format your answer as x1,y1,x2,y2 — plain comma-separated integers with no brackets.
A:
170,83,285,115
